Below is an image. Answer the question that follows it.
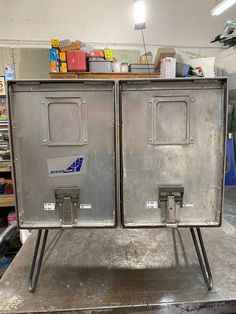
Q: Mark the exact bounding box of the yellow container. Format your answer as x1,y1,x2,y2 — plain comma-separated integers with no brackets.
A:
51,38,60,48
60,62,67,73
59,52,67,62
104,49,113,61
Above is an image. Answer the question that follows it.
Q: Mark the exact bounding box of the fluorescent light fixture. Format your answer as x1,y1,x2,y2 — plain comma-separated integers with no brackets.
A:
133,0,146,30
211,0,236,16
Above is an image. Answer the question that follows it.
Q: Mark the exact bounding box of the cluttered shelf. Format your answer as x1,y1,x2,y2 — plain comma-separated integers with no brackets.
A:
0,167,11,173
0,195,14,207
49,72,160,79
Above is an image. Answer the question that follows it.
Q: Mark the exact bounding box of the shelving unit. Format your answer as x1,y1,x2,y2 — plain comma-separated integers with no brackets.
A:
0,195,14,207
0,95,15,228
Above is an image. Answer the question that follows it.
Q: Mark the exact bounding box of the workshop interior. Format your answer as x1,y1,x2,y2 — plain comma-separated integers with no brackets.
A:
1,0,236,313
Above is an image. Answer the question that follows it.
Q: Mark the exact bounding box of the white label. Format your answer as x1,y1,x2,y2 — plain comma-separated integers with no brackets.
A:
183,203,194,208
44,203,55,211
146,201,158,209
47,155,86,177
0,77,6,96
80,204,92,209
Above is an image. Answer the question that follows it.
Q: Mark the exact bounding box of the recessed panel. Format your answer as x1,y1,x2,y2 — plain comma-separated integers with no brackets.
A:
48,101,81,144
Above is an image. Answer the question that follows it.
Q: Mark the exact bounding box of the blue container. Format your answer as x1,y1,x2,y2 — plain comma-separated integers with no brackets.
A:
49,48,58,62
225,137,236,185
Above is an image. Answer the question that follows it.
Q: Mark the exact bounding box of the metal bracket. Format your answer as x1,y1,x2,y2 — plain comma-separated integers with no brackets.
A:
159,185,184,227
55,187,79,227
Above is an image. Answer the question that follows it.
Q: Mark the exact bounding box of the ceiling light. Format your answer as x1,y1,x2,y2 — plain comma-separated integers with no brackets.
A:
133,0,146,30
211,0,236,16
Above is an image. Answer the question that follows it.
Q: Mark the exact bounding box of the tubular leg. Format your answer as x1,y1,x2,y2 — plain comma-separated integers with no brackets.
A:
190,227,213,290
29,229,48,293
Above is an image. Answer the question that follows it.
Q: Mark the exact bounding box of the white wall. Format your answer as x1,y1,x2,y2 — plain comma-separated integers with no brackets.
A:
0,0,235,49
1,0,236,80
218,47,236,104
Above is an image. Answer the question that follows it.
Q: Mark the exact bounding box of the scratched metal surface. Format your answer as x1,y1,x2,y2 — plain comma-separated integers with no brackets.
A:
0,189,236,313
0,226,236,313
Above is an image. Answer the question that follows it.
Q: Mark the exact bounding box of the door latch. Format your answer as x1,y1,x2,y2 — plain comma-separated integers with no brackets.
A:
55,187,79,227
159,185,184,228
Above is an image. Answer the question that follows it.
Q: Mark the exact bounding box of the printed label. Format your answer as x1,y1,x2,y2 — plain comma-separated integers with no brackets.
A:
183,203,194,208
44,203,55,211
47,155,86,177
146,201,158,209
80,204,92,209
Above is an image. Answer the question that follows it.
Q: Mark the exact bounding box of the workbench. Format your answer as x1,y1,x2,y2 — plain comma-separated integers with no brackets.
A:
0,218,236,313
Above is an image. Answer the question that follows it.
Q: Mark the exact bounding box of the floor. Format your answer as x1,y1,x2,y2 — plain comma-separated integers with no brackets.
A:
224,186,236,227
0,188,236,313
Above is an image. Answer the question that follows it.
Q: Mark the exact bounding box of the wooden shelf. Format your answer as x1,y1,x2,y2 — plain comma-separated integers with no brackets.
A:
0,195,14,207
49,72,160,80
0,167,11,172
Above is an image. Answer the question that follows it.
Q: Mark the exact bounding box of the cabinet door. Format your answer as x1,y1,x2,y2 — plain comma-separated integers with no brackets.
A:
9,80,117,228
120,79,227,227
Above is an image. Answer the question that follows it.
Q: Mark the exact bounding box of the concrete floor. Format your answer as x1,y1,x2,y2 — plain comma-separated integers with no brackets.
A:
0,187,236,313
224,186,236,227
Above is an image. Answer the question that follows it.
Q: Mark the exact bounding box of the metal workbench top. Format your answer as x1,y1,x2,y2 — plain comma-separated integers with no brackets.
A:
0,220,236,314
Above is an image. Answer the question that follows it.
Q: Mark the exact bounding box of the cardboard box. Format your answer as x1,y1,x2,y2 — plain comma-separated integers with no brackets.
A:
104,49,113,61
139,52,153,64
154,48,176,71
90,50,104,58
50,61,59,73
60,62,67,73
59,52,67,62
160,57,176,78
8,212,16,226
51,38,60,48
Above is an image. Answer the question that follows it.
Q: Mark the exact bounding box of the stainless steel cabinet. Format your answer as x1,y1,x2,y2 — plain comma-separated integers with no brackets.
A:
8,80,117,228
8,78,227,229
120,79,227,227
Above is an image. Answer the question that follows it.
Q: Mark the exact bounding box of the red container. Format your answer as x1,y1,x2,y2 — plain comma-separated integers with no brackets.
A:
89,50,104,58
8,212,16,226
67,50,86,72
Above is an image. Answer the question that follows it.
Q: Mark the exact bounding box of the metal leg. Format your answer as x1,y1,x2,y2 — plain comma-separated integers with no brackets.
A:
190,227,213,290
29,229,48,293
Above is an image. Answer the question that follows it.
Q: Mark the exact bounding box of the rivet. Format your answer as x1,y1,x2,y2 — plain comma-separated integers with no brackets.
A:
43,139,46,143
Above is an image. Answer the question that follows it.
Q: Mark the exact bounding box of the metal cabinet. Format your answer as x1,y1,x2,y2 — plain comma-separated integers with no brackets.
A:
8,80,117,228
8,78,227,229
120,79,227,227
